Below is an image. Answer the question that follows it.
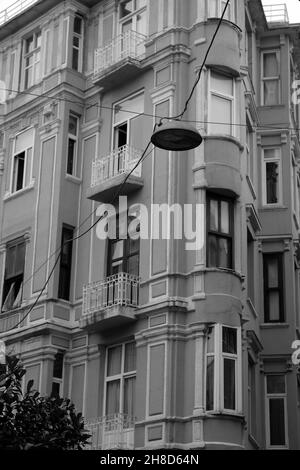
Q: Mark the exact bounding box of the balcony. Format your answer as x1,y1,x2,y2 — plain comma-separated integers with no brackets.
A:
0,0,38,26
93,31,147,90
87,145,143,203
79,273,139,331
263,4,289,25
85,414,135,450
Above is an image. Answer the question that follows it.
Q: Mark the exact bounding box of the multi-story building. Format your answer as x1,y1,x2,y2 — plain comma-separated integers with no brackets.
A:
0,0,300,450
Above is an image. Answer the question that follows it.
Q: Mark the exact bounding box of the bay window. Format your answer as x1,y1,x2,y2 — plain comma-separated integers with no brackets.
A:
207,193,234,269
265,375,288,448
261,51,280,106
119,0,147,35
205,324,242,413
209,71,235,136
105,342,136,418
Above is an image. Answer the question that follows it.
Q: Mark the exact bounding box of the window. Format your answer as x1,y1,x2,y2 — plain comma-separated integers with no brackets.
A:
119,0,147,35
67,114,79,176
206,324,241,413
208,0,236,22
261,51,280,106
247,230,255,303
58,226,74,301
263,253,284,323
265,375,288,448
105,342,136,418
209,71,235,136
262,148,282,206
72,15,83,72
11,128,34,194
2,240,25,312
23,31,41,89
207,193,234,269
246,119,254,182
107,216,140,277
248,358,257,437
51,351,64,397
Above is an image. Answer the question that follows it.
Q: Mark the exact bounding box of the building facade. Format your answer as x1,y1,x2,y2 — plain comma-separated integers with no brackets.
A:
0,0,300,450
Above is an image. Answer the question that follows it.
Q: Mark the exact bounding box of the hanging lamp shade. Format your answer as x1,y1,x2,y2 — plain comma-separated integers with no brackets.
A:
151,120,202,151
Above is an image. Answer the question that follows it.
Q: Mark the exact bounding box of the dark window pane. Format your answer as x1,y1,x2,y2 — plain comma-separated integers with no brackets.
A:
72,49,79,70
53,352,64,379
269,398,286,446
58,227,73,300
107,346,122,376
219,237,230,268
207,235,218,267
74,16,82,34
128,254,139,276
106,380,120,415
51,382,60,397
263,254,284,323
124,342,136,372
206,357,214,410
222,327,237,354
266,161,278,204
209,199,218,231
207,327,214,354
267,375,286,394
224,358,236,410
67,139,76,175
123,376,135,417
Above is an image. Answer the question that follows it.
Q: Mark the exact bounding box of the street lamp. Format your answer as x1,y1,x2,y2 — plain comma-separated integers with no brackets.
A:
151,120,203,151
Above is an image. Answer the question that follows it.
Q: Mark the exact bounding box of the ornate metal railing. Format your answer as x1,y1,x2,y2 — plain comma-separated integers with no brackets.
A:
263,4,289,24
0,0,38,26
94,30,146,76
85,414,135,450
82,273,139,317
91,145,142,187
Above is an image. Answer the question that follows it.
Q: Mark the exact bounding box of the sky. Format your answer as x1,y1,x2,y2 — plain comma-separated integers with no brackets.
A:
0,0,300,23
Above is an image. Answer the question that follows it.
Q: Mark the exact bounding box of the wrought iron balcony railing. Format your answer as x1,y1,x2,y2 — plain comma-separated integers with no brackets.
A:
263,4,289,24
85,413,135,450
91,145,142,188
94,30,146,76
0,0,38,26
82,273,139,317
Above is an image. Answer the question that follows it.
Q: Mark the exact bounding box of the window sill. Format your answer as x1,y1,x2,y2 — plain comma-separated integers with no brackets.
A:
260,205,287,211
3,183,35,201
65,174,82,184
205,411,244,420
260,323,289,329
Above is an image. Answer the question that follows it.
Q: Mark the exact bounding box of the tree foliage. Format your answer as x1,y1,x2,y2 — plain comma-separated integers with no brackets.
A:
0,356,90,450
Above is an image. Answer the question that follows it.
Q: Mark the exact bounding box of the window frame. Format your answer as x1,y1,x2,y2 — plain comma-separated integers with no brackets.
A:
205,324,242,414
1,239,26,313
51,350,65,397
103,341,136,419
206,192,234,270
265,374,289,449
22,31,41,90
207,0,236,23
263,252,284,323
208,70,235,137
58,225,74,301
262,147,282,207
10,128,34,194
72,14,84,72
118,0,147,35
261,50,281,106
66,113,79,176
